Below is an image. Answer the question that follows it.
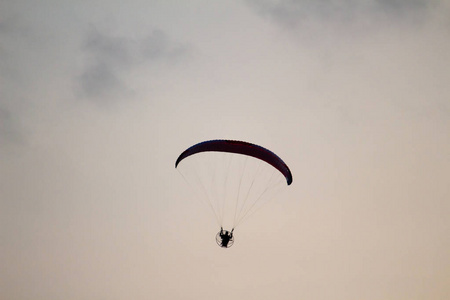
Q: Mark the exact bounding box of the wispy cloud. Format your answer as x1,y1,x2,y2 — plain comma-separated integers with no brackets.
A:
0,17,27,148
76,27,191,103
0,107,22,147
246,0,433,33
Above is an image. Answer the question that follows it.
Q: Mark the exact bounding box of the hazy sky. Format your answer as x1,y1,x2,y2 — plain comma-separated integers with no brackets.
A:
1,1,450,299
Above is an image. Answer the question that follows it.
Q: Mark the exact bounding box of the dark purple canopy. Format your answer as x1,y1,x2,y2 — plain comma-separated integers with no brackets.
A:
175,140,292,185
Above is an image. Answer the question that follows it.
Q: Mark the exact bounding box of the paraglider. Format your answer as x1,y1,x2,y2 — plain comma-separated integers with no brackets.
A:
175,140,292,248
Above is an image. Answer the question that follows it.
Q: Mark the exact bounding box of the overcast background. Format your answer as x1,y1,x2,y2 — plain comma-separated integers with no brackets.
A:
1,1,449,299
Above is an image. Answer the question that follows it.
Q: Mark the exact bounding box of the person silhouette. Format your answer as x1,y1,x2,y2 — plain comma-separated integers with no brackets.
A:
219,227,234,248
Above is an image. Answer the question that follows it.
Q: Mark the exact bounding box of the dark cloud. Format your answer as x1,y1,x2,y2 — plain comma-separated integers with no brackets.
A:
76,27,191,103
78,62,125,99
246,0,432,32
83,28,136,69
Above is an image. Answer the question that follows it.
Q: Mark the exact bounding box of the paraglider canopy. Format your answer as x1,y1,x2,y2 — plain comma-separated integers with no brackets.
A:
175,140,292,185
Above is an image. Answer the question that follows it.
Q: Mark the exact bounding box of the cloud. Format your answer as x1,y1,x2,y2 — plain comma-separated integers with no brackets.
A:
243,0,450,127
0,107,21,146
78,62,126,100
246,0,434,34
76,27,191,103
0,18,26,148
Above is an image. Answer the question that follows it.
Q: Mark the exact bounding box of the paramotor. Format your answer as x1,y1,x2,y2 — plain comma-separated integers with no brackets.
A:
175,139,292,247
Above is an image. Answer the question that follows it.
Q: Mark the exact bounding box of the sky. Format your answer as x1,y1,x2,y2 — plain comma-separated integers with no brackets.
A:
1,0,450,299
